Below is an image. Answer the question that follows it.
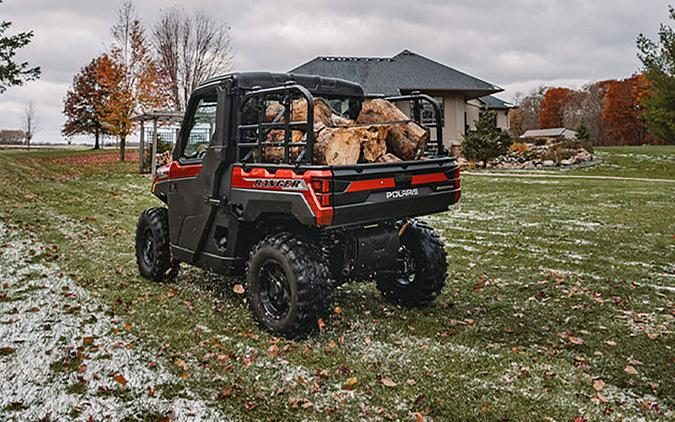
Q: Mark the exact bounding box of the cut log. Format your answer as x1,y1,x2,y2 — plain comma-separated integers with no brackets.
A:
313,127,377,166
291,98,335,127
357,98,429,160
360,126,389,162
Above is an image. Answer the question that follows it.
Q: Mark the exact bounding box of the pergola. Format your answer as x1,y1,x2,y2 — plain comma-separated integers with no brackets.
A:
131,110,184,176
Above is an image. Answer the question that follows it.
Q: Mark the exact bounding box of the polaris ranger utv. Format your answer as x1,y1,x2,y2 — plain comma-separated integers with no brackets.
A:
135,72,460,337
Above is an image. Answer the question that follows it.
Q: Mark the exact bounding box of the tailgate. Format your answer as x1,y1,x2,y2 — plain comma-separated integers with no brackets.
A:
330,157,460,226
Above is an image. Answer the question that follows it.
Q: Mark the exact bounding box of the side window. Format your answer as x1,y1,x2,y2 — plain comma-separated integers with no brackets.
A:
182,98,217,160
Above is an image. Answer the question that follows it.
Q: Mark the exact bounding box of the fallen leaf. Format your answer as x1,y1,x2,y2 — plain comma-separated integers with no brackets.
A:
233,284,245,295
268,344,280,357
597,392,608,403
167,289,176,298
77,364,88,374
593,379,605,391
317,318,326,331
568,336,584,345
406,378,417,386
327,340,337,350
0,346,15,355
83,337,94,345
301,400,314,409
344,377,358,387
124,322,133,331
220,385,233,399
147,386,155,397
624,365,638,375
174,359,189,371
334,306,342,314
381,377,397,388
180,372,190,379
413,412,424,422
114,373,127,386
245,401,257,410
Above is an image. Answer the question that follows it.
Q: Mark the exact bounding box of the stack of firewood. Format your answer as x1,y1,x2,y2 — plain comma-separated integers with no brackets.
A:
263,98,428,165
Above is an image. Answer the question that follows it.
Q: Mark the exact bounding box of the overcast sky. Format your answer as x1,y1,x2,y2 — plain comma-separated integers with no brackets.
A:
0,0,670,143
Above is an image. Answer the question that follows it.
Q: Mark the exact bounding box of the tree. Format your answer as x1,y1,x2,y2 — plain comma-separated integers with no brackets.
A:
0,0,40,93
510,86,545,136
575,121,592,144
21,100,39,148
107,1,167,161
539,87,573,128
97,51,132,158
63,55,115,149
153,7,233,111
462,110,513,167
602,75,652,145
637,6,675,144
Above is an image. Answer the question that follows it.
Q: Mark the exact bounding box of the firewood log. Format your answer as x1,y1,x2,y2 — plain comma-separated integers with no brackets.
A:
356,99,429,160
360,126,389,162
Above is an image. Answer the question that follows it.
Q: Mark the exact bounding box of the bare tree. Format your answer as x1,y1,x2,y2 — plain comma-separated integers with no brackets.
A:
511,86,546,135
21,100,39,149
153,7,233,111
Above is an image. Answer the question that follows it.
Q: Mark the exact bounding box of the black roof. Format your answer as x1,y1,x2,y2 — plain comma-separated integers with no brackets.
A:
198,72,364,97
478,95,514,110
290,50,502,99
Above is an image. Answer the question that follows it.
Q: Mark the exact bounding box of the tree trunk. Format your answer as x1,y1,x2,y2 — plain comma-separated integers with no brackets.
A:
357,99,429,160
119,136,126,162
312,127,362,165
94,128,100,150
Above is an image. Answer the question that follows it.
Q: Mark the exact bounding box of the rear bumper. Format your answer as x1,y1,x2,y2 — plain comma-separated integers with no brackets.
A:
331,187,460,226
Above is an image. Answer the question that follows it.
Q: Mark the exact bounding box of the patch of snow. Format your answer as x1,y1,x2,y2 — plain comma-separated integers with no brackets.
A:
0,221,226,421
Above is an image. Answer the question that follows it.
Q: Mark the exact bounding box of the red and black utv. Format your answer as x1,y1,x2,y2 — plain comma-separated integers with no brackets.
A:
135,72,460,337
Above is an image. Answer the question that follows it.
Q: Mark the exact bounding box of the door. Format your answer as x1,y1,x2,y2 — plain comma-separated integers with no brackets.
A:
167,90,219,258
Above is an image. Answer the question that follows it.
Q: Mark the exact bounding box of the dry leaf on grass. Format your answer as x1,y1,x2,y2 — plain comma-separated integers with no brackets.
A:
593,379,605,391
624,365,638,375
114,373,127,386
381,377,397,388
233,284,245,295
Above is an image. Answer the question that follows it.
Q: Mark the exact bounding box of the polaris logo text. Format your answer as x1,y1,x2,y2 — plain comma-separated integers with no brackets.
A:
244,178,308,191
386,188,419,199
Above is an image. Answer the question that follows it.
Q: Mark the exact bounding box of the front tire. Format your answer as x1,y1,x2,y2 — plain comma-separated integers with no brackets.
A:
135,207,178,282
376,219,447,306
246,233,330,338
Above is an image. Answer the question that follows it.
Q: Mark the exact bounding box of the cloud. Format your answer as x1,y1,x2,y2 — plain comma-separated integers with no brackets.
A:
0,0,670,142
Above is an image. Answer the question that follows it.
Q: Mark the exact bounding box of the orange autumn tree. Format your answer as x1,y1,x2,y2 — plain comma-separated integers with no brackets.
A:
102,1,167,161
538,87,573,128
601,74,652,145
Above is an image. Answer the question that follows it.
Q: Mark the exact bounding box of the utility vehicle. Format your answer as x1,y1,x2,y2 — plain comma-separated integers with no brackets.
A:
135,72,460,337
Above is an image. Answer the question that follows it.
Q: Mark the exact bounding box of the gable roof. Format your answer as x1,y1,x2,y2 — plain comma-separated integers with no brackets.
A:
520,128,578,139
290,50,502,99
479,95,514,110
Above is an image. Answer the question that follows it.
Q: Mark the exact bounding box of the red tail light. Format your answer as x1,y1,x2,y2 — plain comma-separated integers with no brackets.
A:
310,177,332,206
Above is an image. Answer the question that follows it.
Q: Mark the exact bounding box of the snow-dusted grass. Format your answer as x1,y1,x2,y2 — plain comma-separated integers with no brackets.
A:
0,146,673,420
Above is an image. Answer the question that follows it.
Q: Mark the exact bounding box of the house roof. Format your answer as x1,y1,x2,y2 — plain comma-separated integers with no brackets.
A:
290,50,502,99
520,128,578,139
479,95,514,110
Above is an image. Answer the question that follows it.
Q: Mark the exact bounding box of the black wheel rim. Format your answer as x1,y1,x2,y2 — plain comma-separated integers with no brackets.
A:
395,246,416,286
258,260,291,320
142,228,155,266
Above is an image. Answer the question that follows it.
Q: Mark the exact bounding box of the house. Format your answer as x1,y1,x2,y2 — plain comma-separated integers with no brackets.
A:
0,130,27,145
290,49,513,150
520,128,578,141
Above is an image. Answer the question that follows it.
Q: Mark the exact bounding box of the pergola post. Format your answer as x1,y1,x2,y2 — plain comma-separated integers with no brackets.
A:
151,118,158,177
138,120,145,174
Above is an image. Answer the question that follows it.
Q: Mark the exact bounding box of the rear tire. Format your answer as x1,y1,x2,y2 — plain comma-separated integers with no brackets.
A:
246,233,330,338
135,207,178,282
376,219,447,306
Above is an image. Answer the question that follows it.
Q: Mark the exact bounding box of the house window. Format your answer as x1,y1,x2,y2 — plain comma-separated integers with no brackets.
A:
420,96,444,126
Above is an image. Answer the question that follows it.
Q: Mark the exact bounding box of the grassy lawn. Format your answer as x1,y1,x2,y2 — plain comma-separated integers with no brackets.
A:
0,146,673,421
